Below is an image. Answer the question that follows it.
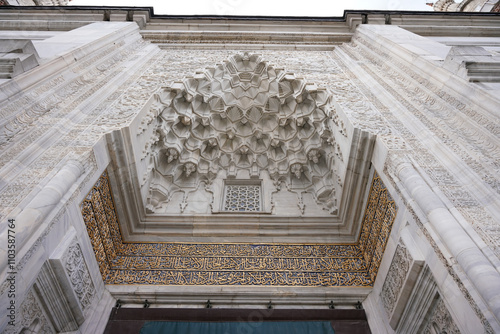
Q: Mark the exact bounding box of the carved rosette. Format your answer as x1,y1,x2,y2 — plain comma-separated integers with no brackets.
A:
63,242,96,311
144,52,341,213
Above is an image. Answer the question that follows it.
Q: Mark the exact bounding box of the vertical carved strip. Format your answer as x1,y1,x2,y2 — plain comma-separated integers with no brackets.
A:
100,173,124,251
81,200,110,280
359,176,381,253
380,241,413,316
360,172,397,281
81,171,122,280
62,242,96,311
91,190,117,259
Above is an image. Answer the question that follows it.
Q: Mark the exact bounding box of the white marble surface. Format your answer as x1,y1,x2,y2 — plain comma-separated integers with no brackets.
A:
0,9,500,334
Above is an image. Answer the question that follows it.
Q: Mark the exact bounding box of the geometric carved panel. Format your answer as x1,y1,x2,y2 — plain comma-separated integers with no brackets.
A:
223,184,261,212
81,170,396,287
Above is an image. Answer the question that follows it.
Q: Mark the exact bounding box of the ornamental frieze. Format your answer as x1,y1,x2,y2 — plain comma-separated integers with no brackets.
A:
81,170,396,287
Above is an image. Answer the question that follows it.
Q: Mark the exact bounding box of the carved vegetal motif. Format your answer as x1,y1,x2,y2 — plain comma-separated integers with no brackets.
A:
63,242,96,311
143,52,342,214
380,242,413,316
423,298,461,334
13,289,55,334
82,170,396,287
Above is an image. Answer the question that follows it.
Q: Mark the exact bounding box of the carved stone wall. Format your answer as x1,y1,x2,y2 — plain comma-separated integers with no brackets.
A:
336,25,499,333
338,28,500,259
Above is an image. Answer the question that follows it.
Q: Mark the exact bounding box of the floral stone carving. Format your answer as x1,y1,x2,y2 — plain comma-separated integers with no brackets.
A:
63,242,96,311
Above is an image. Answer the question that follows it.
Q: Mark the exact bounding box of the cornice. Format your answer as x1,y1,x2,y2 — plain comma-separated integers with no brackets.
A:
0,7,499,46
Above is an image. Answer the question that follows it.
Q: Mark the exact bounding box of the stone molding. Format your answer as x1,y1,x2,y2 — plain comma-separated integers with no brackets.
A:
33,263,79,332
49,232,96,324
107,284,371,308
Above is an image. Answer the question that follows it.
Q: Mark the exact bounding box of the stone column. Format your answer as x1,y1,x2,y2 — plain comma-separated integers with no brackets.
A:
0,159,84,280
396,161,500,323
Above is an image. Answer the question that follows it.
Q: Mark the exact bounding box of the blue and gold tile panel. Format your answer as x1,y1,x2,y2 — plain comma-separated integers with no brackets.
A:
80,171,396,287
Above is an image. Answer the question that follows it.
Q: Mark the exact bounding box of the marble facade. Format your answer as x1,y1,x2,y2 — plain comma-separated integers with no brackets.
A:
0,7,499,333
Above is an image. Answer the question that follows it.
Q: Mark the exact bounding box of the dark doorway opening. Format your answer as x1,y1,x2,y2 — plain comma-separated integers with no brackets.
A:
104,307,371,334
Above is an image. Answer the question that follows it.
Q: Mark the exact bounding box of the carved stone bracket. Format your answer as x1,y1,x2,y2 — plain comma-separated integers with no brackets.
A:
395,265,461,334
422,297,461,334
